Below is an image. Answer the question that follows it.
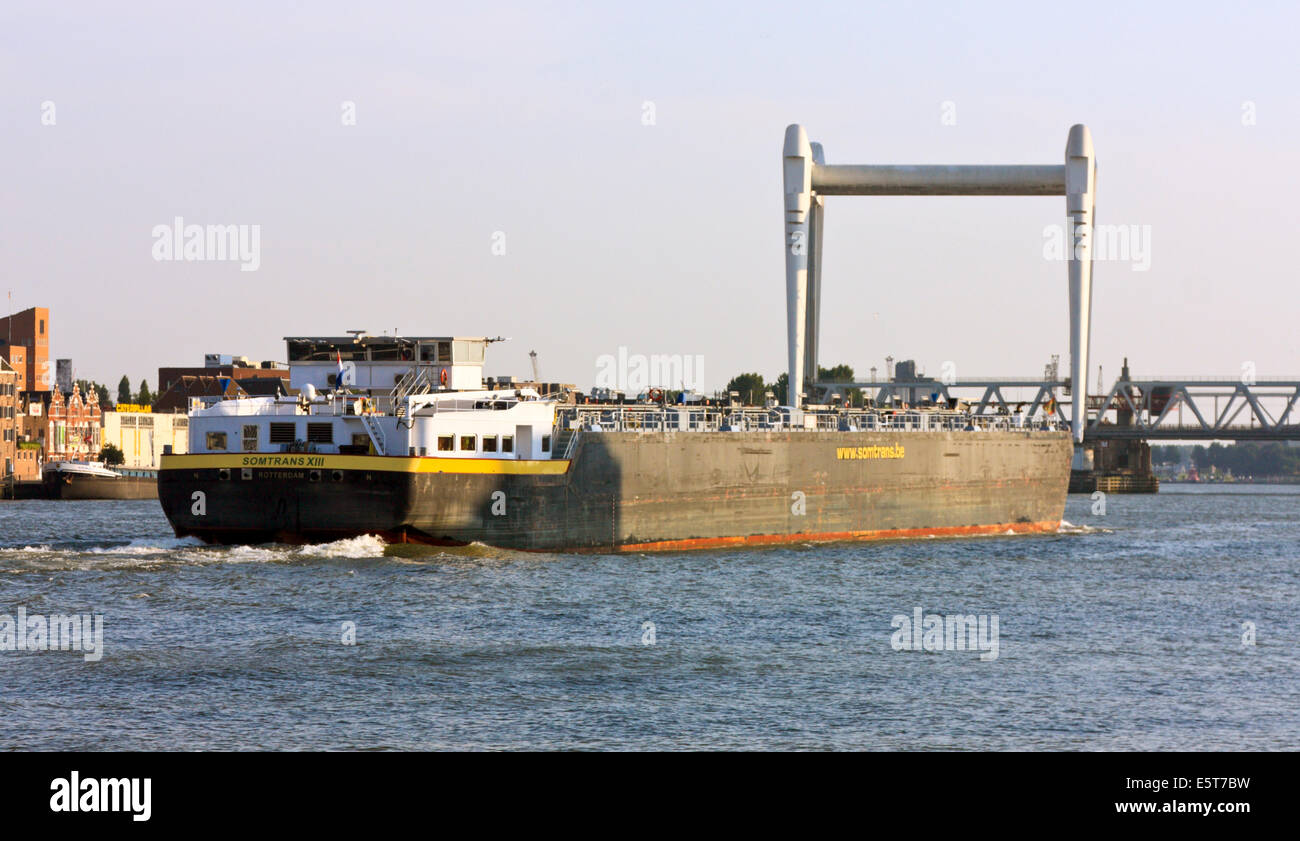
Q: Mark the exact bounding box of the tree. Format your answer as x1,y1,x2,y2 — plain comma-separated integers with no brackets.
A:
1193,441,1299,478
136,379,153,406
100,444,125,466
117,375,132,405
726,373,765,405
818,363,860,406
772,372,788,405
75,379,113,410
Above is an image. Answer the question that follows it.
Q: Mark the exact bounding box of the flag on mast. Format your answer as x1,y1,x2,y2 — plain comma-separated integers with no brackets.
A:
336,350,346,389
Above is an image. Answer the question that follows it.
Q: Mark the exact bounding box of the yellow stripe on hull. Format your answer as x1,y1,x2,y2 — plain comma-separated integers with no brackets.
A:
160,453,570,475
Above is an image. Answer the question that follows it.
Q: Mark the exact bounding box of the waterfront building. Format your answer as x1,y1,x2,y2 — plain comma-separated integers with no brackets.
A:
152,375,249,413
101,407,189,468
0,358,17,478
45,383,101,461
0,307,51,392
158,359,287,397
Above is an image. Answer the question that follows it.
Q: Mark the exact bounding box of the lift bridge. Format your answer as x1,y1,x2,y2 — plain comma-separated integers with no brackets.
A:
781,123,1300,470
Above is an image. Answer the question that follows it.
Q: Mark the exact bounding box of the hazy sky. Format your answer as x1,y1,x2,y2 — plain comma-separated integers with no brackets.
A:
4,0,1297,393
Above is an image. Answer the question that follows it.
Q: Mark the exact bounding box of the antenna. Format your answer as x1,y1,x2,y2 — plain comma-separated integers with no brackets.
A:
529,350,540,382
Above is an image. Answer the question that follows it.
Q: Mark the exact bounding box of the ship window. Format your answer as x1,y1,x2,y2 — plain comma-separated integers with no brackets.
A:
542,435,551,453
482,436,498,453
269,423,296,443
307,423,333,443
206,431,227,450
437,435,454,452
501,435,513,453
242,424,258,451
288,341,364,362
459,435,476,452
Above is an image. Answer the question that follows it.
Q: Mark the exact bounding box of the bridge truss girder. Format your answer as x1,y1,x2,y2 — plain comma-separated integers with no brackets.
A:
1083,380,1300,441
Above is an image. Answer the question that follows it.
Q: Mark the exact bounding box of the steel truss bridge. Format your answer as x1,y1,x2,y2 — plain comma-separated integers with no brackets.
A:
812,378,1300,441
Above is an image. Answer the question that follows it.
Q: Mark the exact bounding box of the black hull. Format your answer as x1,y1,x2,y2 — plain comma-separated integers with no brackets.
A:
43,473,158,500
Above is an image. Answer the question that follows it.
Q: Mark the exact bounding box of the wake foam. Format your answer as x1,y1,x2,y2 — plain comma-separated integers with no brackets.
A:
296,534,387,558
87,536,206,555
1057,520,1112,535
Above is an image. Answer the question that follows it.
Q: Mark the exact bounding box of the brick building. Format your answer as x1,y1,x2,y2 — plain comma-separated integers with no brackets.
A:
153,375,249,413
44,383,101,461
157,363,286,397
0,307,51,392
1,358,17,479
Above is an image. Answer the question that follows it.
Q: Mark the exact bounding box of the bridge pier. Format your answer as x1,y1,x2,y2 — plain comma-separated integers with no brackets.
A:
1069,440,1159,493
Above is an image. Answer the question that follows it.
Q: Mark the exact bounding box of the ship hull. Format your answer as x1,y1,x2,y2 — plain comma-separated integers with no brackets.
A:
44,472,159,500
159,430,1072,552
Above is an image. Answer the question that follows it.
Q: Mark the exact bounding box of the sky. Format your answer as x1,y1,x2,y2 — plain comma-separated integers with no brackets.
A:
3,0,1298,394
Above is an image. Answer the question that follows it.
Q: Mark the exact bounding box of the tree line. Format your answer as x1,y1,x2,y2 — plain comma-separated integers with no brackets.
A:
726,364,861,407
1153,443,1300,477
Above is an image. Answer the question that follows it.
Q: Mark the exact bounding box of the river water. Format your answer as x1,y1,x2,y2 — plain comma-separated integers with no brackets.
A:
1,485,1296,750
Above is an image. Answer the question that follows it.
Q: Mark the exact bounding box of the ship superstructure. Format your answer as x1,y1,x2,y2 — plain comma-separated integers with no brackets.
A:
186,335,558,464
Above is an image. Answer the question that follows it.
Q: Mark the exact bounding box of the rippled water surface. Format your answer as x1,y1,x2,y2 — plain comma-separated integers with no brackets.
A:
1,486,1297,750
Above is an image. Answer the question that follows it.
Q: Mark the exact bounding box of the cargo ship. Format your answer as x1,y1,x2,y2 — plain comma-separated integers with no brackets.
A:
158,335,1073,551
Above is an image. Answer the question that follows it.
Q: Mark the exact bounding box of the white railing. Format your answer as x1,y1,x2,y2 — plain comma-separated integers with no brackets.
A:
562,429,581,460
554,405,1067,435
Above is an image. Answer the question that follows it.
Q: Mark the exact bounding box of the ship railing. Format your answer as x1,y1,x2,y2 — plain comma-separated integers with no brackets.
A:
562,429,581,460
554,405,1068,434
402,394,531,416
387,366,454,417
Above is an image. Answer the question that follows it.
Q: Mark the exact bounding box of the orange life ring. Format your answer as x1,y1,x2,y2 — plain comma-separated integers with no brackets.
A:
439,368,448,387
648,387,663,402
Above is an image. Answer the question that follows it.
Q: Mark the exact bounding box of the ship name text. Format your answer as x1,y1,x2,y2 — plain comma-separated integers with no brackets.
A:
836,445,905,460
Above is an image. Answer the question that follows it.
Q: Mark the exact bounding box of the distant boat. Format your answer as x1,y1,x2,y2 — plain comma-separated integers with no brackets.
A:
41,461,158,500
